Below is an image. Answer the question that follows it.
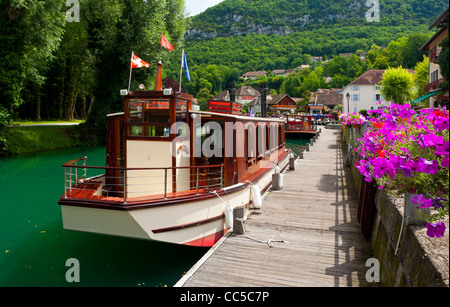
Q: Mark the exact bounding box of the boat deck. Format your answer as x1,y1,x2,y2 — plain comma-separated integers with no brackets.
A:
176,128,376,287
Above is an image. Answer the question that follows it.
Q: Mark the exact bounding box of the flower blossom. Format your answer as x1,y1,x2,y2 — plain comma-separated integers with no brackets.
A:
435,140,449,156
411,194,433,209
426,222,446,238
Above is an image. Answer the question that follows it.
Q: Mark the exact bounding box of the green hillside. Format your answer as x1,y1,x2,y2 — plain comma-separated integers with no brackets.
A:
162,0,448,110
186,0,446,40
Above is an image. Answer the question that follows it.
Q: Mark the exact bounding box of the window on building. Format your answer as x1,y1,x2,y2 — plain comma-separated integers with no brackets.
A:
351,85,360,91
431,70,439,83
352,94,360,102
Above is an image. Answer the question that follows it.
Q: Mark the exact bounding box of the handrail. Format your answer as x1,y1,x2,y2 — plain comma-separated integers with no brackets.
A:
63,158,224,203
63,160,223,171
63,157,88,167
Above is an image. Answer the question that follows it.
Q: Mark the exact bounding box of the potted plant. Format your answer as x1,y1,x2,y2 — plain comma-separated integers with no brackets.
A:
354,103,449,237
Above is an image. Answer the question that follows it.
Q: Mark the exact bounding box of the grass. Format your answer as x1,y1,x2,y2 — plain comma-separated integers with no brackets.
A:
10,119,85,125
4,125,83,155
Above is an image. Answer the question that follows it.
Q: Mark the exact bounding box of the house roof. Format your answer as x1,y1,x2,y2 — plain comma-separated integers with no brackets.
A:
212,86,261,101
213,90,229,100
348,70,386,85
242,71,267,77
236,86,260,97
309,88,342,105
316,93,342,106
310,88,342,105
247,94,297,107
272,69,285,74
420,26,448,51
428,7,449,30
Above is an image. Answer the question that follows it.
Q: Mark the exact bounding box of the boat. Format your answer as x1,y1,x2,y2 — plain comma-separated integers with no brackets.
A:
284,114,317,137
58,62,290,247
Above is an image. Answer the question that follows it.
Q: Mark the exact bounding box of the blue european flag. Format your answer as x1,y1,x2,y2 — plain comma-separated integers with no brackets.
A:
182,50,190,81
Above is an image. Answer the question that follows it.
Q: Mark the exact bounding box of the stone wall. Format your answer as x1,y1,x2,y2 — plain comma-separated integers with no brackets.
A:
341,125,449,287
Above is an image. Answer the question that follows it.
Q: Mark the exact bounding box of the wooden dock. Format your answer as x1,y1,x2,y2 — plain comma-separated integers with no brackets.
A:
176,128,375,287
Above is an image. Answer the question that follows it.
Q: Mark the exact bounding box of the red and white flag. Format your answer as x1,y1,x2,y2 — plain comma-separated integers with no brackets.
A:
160,31,174,51
130,52,150,68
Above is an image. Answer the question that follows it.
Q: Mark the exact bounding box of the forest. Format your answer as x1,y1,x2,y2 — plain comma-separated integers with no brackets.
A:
163,31,432,111
0,0,187,150
185,0,447,40
0,0,448,154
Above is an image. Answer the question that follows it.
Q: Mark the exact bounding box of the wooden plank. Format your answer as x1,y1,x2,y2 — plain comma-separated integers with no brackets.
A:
177,129,375,287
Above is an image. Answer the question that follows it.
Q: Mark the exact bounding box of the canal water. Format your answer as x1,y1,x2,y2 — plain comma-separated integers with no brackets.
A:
0,138,308,287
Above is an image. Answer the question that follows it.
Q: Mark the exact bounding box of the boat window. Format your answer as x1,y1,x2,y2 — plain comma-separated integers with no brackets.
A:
129,125,169,137
288,116,294,121
295,117,302,122
144,109,170,124
128,100,143,123
246,125,257,168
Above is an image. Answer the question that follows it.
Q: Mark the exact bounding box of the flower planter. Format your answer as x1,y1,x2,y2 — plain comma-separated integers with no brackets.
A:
357,179,377,239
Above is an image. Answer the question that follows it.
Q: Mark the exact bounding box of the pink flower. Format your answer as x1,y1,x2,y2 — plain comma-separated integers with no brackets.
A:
426,222,446,238
420,134,444,148
441,157,449,168
435,141,449,156
412,194,433,209
434,116,449,131
418,158,439,175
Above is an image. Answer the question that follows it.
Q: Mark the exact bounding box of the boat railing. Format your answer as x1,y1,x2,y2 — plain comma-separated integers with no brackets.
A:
286,123,312,131
62,158,224,203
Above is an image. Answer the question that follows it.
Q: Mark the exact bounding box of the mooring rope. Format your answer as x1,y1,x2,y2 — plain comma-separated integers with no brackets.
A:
210,189,287,248
236,217,286,248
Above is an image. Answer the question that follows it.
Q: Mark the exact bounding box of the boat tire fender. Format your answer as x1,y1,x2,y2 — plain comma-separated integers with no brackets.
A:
251,185,262,209
225,206,233,229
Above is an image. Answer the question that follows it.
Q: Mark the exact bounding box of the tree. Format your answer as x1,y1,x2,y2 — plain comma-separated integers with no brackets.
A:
413,55,429,100
82,0,188,144
380,67,414,105
438,34,449,93
402,33,430,68
0,0,65,114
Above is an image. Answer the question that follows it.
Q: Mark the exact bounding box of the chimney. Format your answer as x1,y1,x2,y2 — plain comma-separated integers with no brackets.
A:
154,61,163,91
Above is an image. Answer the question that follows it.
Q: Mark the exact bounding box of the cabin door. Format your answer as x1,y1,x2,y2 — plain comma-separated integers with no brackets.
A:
105,115,124,195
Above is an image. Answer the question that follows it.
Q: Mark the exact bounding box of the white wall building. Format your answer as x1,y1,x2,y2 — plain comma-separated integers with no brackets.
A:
339,70,387,113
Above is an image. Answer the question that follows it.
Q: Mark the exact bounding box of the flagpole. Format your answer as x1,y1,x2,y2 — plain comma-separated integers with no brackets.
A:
128,51,133,91
179,49,184,94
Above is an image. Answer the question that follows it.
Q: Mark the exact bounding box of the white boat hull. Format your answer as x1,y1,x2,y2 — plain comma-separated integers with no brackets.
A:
61,153,289,247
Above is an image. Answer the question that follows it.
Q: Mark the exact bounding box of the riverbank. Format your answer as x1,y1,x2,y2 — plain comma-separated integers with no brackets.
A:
2,125,84,156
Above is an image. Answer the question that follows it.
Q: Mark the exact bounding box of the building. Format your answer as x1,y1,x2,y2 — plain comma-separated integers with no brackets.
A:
339,53,354,58
247,94,297,114
309,88,342,114
418,7,449,108
272,69,296,77
267,95,297,113
212,85,260,105
241,71,267,80
339,70,387,113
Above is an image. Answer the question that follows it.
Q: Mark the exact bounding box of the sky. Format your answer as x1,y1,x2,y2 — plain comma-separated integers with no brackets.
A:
184,0,225,16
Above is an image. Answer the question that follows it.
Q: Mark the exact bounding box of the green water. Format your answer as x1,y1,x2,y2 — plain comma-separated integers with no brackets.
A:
0,137,309,287
0,147,207,287
285,135,311,154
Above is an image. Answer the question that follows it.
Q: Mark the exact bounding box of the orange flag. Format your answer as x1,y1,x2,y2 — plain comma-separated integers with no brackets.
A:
130,52,150,68
160,31,174,51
